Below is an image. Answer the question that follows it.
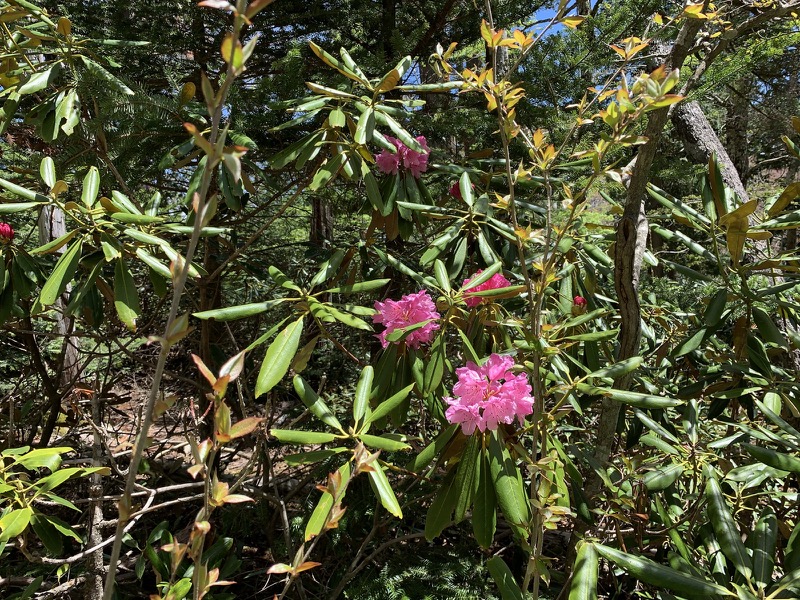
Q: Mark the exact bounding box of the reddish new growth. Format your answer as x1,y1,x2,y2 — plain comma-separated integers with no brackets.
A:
0,223,13,244
573,295,587,307
375,136,430,179
462,270,513,308
444,354,534,435
372,290,440,349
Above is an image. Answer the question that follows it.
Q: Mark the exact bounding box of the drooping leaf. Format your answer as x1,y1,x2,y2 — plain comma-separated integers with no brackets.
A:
255,316,304,397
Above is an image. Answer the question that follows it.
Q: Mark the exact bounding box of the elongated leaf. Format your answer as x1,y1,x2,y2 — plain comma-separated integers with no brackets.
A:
37,239,82,307
367,384,415,424
256,316,304,397
285,448,347,466
488,431,530,538
569,543,599,600
749,506,776,590
324,279,390,294
576,384,681,409
425,471,458,540
642,464,684,491
270,429,338,445
0,176,50,203
406,424,458,473
741,443,800,473
368,461,402,517
487,556,524,600
453,434,481,522
706,477,752,579
587,357,642,379
595,544,731,597
40,157,56,189
194,299,283,321
114,258,140,330
353,366,373,425
305,461,350,541
359,434,411,451
473,448,496,548
81,166,100,208
0,507,33,542
293,375,343,431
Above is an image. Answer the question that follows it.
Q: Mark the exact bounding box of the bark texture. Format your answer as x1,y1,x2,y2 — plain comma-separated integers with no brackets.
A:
672,99,749,202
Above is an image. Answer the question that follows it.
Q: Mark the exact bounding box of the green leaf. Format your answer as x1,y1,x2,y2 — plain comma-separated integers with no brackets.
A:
353,366,373,426
270,429,338,445
324,279,390,294
40,156,56,189
80,56,134,95
31,515,62,555
293,375,343,431
114,258,140,331
359,434,411,451
364,170,384,212
705,289,728,327
488,431,530,539
741,443,800,473
0,175,50,203
309,248,346,288
473,448,496,548
18,64,60,95
706,477,752,580
0,508,33,542
81,167,100,208
423,334,446,395
406,424,458,473
354,105,374,144
368,461,402,518
36,239,83,308
305,461,351,541
194,299,284,321
256,316,304,397
595,544,731,597
587,357,642,380
376,110,425,153
642,464,684,491
367,383,415,424
749,505,776,590
569,543,599,600
0,201,42,213
674,328,707,357
425,472,457,540
576,384,681,409
453,434,481,522
487,556,524,600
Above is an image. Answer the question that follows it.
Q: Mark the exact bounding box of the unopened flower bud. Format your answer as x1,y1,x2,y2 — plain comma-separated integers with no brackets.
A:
571,295,587,316
0,223,13,244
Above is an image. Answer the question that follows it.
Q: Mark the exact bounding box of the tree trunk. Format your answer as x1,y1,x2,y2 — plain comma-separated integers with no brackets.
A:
725,76,751,184
672,99,749,202
310,196,334,248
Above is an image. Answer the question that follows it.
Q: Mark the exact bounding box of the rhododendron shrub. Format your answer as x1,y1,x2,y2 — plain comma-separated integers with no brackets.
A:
445,354,534,434
372,290,440,348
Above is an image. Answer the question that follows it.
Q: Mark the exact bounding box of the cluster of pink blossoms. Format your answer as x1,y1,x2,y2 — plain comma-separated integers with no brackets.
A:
375,136,430,179
445,354,534,435
462,270,512,308
372,290,440,349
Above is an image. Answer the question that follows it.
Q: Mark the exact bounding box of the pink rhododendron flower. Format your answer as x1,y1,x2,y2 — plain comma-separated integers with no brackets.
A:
572,295,588,316
0,222,13,244
462,270,512,308
375,136,430,179
372,290,440,349
444,354,534,435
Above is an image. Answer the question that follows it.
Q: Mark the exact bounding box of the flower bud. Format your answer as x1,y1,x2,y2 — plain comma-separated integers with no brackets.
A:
0,222,14,244
571,295,587,316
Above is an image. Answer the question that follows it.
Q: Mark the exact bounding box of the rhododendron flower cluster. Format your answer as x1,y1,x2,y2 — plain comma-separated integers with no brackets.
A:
0,222,13,244
462,270,512,308
372,290,440,349
445,354,534,435
375,136,430,179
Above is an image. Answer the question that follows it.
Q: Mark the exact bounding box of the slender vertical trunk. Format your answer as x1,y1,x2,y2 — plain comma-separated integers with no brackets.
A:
85,388,105,600
725,76,751,185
